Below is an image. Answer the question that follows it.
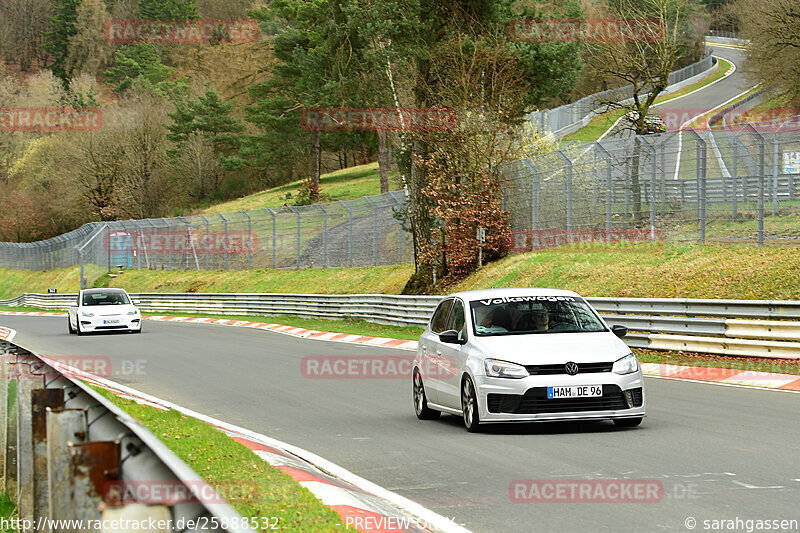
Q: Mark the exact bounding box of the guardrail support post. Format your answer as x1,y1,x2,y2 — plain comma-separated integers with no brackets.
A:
47,408,87,529
17,370,43,521
68,440,120,526
32,388,64,524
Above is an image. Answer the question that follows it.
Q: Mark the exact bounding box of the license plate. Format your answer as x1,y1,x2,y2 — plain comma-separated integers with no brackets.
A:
103,319,119,324
548,385,602,399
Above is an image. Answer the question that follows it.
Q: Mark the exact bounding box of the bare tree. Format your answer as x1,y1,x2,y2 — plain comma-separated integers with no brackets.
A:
0,0,52,71
584,0,693,222
730,0,800,105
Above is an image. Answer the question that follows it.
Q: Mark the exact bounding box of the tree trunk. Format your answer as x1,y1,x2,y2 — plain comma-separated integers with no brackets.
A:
377,129,389,194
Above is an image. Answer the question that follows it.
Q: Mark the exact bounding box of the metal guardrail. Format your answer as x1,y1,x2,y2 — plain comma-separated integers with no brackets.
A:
0,331,247,532
3,293,800,358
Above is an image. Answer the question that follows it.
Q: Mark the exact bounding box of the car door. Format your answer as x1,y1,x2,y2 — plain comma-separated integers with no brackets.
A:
436,298,467,409
419,298,454,405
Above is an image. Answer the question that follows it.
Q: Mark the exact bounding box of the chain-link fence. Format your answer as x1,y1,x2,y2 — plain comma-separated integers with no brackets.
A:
0,191,414,275
2,125,799,274
502,125,800,252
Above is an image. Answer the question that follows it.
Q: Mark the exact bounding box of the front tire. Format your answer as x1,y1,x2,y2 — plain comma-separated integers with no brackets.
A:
613,417,643,428
76,320,85,336
461,375,482,432
413,370,440,420
68,318,75,334
133,323,142,334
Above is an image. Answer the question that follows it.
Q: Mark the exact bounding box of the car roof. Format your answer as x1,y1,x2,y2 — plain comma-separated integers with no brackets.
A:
82,288,127,294
445,287,582,302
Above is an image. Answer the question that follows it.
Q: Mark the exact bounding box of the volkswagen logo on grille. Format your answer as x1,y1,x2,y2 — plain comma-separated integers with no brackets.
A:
565,362,579,375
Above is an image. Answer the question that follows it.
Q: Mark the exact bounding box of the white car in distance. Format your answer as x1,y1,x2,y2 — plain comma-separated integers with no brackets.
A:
68,288,142,335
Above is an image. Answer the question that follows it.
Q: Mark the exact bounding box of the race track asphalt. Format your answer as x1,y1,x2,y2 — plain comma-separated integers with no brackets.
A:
2,315,798,532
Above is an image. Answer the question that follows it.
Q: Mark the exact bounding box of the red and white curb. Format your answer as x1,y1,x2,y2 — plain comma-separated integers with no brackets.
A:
0,326,14,341
640,362,800,392
3,310,800,392
1,326,465,533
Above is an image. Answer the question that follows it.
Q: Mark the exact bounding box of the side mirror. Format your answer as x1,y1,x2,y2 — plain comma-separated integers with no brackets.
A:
69,303,77,308
132,300,141,305
611,325,627,338
439,329,465,345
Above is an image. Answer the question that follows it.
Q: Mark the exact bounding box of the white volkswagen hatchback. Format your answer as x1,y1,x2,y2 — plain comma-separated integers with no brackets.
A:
68,288,142,335
413,288,645,432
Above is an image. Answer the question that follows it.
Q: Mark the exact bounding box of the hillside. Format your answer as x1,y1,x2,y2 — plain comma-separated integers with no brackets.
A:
201,163,400,214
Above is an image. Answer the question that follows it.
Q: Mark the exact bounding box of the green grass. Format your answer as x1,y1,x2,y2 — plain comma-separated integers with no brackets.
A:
92,388,349,532
0,492,16,532
562,109,627,143
92,265,414,294
202,163,400,214
5,242,800,301
737,94,792,117
0,265,105,300
563,58,732,143
451,241,800,300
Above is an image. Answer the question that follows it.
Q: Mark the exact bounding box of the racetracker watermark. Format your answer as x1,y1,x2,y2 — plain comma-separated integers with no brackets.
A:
104,19,260,44
660,108,800,132
103,480,257,505
1,108,102,132
300,107,457,132
510,228,662,253
301,355,456,379
103,230,256,255
510,479,664,503
509,18,663,42
4,355,146,380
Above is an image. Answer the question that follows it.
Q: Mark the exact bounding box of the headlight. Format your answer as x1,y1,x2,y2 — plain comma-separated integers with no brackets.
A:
612,353,639,375
81,311,94,317
484,359,528,379
127,310,138,315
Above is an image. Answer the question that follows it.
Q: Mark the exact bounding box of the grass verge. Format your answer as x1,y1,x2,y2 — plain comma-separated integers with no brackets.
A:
0,265,105,300
93,387,349,532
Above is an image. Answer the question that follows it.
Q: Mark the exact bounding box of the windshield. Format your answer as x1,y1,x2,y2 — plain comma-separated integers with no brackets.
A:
470,296,607,336
82,291,130,306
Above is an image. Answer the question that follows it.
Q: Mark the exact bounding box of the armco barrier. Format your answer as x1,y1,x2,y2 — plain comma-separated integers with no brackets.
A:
0,333,246,532
3,293,800,358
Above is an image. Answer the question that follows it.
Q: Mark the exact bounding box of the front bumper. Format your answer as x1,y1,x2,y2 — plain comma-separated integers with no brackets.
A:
79,317,141,332
473,371,645,423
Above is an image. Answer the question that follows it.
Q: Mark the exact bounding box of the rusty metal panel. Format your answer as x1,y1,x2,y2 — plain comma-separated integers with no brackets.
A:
46,408,87,533
31,389,64,528
69,440,120,531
